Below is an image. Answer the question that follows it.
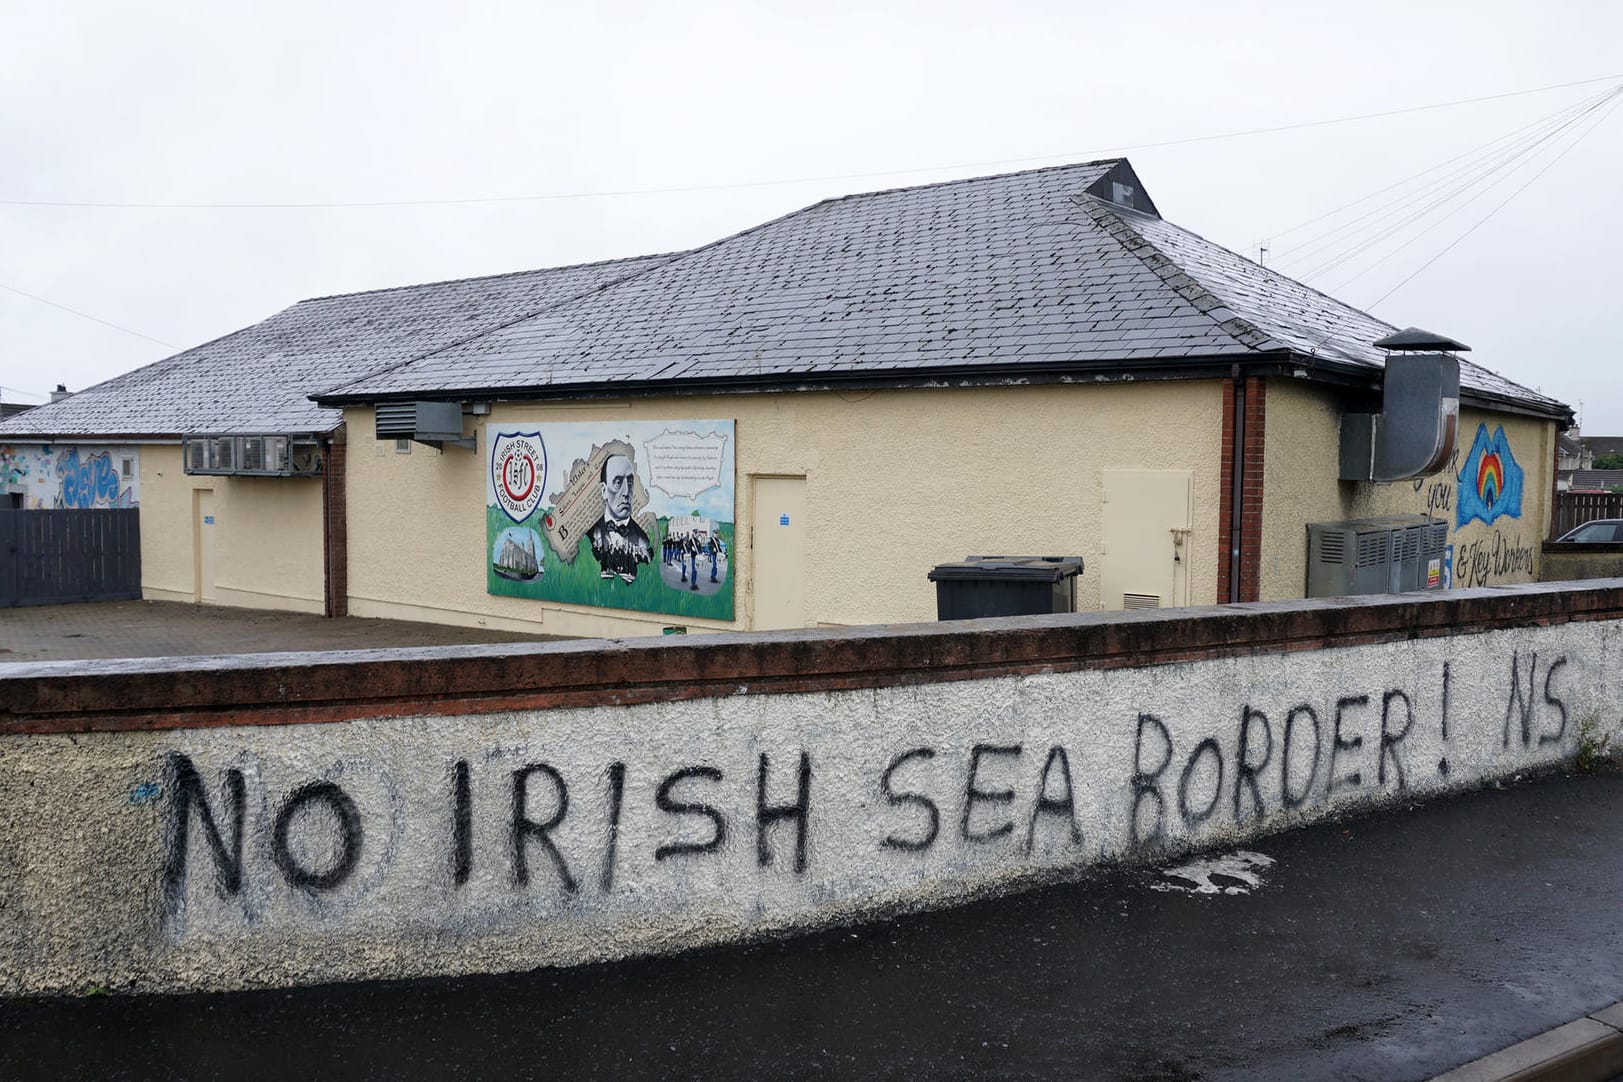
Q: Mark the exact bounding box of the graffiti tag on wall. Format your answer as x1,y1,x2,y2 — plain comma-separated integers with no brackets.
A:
0,444,139,509
156,639,1579,935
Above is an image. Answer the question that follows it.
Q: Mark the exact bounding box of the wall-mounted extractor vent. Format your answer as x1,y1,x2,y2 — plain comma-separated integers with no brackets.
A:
1307,514,1448,597
375,401,473,450
1340,329,1464,483
182,435,321,477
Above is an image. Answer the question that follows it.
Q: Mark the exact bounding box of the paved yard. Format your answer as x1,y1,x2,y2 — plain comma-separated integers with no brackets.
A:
0,600,567,663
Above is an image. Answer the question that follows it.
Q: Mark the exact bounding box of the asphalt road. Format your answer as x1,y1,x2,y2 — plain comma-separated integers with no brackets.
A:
4,771,1622,1080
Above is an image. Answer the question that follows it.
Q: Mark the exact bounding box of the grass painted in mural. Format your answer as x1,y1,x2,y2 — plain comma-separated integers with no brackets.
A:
486,505,736,620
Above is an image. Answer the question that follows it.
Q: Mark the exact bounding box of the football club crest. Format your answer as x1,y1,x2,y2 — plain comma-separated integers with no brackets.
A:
490,431,547,523
1456,423,1523,528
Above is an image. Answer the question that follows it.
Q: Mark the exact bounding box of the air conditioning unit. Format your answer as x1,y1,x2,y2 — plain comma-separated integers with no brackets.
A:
183,434,319,476
1307,514,1446,598
375,401,473,450
210,437,236,471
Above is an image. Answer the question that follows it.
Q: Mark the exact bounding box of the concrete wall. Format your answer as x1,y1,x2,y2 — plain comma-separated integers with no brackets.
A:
139,444,326,614
1541,543,1623,583
2,581,1619,996
1260,382,1555,600
344,382,1228,638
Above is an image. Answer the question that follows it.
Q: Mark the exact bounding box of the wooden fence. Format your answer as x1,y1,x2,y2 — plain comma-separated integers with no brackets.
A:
0,507,141,607
1552,491,1623,539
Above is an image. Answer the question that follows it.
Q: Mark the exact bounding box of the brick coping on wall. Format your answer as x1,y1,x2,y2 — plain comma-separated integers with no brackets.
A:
5,580,1623,735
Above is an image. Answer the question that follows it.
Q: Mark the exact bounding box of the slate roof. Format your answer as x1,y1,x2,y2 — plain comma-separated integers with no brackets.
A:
318,159,1567,419
1566,469,1623,490
1581,436,1623,457
0,254,679,440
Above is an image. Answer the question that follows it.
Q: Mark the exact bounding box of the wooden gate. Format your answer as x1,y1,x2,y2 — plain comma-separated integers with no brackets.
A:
0,508,141,607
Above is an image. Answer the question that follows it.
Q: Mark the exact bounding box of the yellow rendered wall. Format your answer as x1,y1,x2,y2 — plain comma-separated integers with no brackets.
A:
1259,380,1554,601
139,444,326,614
343,382,1228,637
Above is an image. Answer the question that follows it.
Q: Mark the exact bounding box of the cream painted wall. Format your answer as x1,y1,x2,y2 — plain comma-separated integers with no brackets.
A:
139,444,326,614
1260,380,1554,601
343,382,1228,637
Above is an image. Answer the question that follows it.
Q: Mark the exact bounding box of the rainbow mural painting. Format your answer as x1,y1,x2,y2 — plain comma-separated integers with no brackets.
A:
1456,423,1522,528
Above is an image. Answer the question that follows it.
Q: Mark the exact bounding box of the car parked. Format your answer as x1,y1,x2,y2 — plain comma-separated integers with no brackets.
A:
1555,519,1623,543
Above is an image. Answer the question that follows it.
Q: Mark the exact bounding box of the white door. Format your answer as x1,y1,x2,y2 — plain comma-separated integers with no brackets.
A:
1100,470,1192,609
751,476,807,629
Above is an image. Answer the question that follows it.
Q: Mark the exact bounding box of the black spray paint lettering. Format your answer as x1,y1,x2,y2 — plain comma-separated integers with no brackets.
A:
452,760,472,887
879,748,939,852
601,761,626,892
162,753,246,914
655,766,727,861
756,752,811,873
1234,705,1272,824
1131,714,1173,846
1025,746,1083,852
962,744,1022,843
511,763,577,894
1328,695,1367,795
1503,651,1571,749
1177,738,1223,827
1280,704,1320,810
1438,662,1452,777
1378,690,1414,791
272,781,364,891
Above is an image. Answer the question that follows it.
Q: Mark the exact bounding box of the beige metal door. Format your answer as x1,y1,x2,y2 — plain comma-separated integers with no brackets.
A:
751,475,807,629
1100,470,1192,610
193,489,216,603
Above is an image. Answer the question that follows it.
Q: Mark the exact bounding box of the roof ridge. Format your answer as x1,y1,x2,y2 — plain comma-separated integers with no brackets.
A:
297,251,690,304
814,157,1125,208
314,160,1132,405
1073,195,1286,354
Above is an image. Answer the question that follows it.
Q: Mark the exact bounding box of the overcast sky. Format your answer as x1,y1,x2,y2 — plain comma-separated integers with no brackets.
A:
4,1,1619,431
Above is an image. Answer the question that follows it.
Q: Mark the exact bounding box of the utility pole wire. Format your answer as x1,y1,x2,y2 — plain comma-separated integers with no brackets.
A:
1364,90,1623,313
0,74,1618,211
1268,86,1614,266
0,281,180,350
1292,86,1623,281
1320,89,1623,294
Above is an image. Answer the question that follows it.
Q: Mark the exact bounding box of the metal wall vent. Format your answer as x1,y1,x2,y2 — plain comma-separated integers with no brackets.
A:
1317,532,1345,564
1123,592,1161,610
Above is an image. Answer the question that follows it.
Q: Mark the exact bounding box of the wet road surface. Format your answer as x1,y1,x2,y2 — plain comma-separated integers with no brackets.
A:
4,772,1622,1080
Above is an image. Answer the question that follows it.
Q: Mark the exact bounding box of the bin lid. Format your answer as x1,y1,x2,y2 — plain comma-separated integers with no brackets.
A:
928,557,1083,583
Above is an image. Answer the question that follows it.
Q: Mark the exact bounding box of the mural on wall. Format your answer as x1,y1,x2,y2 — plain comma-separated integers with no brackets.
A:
485,421,735,619
0,444,139,509
1401,421,1534,589
1456,424,1523,528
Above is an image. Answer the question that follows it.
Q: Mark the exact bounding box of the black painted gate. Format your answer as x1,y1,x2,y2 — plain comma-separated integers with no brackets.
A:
0,507,141,607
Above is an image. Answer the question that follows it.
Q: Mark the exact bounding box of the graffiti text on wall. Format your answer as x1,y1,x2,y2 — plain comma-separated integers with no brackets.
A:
160,648,1573,923
1454,530,1536,588
0,444,138,509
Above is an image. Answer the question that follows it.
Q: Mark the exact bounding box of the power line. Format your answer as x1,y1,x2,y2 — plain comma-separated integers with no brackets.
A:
1364,90,1623,313
1317,87,1623,293
1268,86,1613,267
0,281,180,349
1290,86,1622,282
1,74,1619,211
